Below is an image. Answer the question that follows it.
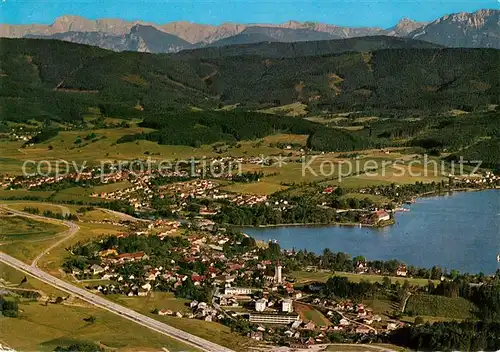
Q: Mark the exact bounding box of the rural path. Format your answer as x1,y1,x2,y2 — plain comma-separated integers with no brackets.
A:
0,205,80,268
100,208,150,222
401,292,412,313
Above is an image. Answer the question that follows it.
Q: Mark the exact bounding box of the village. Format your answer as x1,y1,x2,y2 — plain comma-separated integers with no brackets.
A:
61,211,418,347
2,156,499,349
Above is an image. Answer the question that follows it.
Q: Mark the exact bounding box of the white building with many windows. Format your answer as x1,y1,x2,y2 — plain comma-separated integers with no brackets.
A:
249,312,299,325
282,299,293,313
224,287,262,296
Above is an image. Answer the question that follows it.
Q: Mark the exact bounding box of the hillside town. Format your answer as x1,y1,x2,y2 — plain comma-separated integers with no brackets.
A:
61,214,433,346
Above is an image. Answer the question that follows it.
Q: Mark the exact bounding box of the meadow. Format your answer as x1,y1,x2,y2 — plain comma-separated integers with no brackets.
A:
0,215,66,242
294,301,331,326
0,213,69,263
0,202,124,267
0,263,196,351
404,294,477,320
291,270,440,287
0,294,196,352
108,293,255,351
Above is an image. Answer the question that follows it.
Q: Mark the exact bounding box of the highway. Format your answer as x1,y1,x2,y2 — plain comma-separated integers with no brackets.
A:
0,206,234,352
0,252,233,352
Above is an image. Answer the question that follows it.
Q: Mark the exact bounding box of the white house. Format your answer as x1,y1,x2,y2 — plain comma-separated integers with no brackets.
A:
282,299,293,313
396,265,408,276
255,298,267,312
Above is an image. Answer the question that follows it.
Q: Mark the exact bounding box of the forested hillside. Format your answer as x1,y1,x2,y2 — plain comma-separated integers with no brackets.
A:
1,38,499,124
307,112,500,155
174,36,441,59
116,111,319,147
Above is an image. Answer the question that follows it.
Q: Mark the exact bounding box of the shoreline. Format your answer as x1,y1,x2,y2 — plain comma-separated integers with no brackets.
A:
243,188,500,274
241,187,498,230
242,221,375,229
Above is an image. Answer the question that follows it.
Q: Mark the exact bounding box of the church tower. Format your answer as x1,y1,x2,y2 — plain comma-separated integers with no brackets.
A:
274,260,282,284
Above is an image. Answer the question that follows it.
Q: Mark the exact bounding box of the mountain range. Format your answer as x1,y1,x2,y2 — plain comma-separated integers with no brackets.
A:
0,9,498,53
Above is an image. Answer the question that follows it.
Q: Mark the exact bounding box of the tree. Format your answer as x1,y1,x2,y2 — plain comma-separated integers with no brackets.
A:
0,299,19,317
382,276,392,288
55,341,104,352
414,316,424,325
84,315,96,324
334,187,345,197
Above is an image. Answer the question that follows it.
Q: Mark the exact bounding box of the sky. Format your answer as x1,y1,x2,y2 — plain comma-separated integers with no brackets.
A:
0,0,498,28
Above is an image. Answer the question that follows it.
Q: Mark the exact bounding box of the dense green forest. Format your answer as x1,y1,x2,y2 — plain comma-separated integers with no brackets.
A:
173,36,441,59
307,127,378,151
1,38,499,124
447,137,500,169
390,321,500,351
1,38,498,165
117,111,319,146
308,112,500,153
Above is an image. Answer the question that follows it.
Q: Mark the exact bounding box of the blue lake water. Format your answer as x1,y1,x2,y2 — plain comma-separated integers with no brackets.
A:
243,190,500,274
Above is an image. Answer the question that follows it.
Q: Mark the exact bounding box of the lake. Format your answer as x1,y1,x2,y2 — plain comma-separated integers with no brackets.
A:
243,189,500,274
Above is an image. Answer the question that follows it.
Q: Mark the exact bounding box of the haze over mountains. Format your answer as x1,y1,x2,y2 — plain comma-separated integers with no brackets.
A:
1,9,498,53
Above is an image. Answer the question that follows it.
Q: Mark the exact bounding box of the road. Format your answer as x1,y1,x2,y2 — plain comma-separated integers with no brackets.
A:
401,292,412,313
0,252,233,352
0,205,80,268
101,208,151,222
0,206,233,352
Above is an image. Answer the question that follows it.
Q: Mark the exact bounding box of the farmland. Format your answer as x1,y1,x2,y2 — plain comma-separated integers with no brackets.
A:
292,270,440,287
0,215,66,242
0,264,196,351
404,294,477,320
294,301,331,327
108,293,255,351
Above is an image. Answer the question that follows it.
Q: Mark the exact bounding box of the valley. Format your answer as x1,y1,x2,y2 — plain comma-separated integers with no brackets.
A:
0,6,499,352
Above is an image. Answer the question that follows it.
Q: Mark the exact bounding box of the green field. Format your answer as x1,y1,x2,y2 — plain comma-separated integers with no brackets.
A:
0,205,123,267
303,308,331,327
0,189,54,200
325,344,406,352
110,292,191,314
259,102,308,116
0,264,196,351
0,262,62,297
222,180,288,195
5,202,69,215
108,293,254,351
404,294,477,320
0,129,306,175
0,298,196,352
362,294,398,316
0,215,66,242
292,270,440,287
0,212,70,263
